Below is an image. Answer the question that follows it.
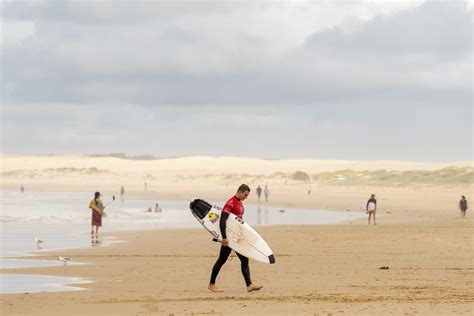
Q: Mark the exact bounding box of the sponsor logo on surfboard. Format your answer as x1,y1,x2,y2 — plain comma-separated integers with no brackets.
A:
208,212,220,223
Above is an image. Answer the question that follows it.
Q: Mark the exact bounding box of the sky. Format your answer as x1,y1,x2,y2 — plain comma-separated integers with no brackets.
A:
1,0,472,161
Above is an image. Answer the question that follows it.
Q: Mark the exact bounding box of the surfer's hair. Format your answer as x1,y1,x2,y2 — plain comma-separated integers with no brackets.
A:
94,191,101,199
237,184,251,193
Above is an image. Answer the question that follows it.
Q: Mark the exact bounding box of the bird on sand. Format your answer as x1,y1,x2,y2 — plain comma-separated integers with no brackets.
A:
58,256,71,265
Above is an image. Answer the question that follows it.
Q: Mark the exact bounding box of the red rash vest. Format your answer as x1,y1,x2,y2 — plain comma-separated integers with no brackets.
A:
222,196,244,219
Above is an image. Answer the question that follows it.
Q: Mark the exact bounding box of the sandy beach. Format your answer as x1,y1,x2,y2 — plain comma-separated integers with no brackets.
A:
0,155,473,315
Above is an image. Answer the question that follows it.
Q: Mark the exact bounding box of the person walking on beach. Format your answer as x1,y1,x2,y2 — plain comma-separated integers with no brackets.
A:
120,185,125,201
366,194,377,225
256,185,262,203
264,184,270,202
89,192,104,235
20,185,24,194
459,196,468,218
144,181,148,191
208,184,263,293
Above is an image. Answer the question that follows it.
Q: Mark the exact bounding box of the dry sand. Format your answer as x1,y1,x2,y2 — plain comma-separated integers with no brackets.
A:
0,155,473,315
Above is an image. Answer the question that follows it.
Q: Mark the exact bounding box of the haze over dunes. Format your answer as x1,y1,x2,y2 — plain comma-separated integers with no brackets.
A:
1,155,471,194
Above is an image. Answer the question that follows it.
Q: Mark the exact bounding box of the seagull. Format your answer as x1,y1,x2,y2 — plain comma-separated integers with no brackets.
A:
35,237,43,248
58,256,71,265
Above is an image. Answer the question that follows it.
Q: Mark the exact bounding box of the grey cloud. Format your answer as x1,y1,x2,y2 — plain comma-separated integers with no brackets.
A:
0,1,472,160
304,1,471,58
2,0,238,24
2,1,471,107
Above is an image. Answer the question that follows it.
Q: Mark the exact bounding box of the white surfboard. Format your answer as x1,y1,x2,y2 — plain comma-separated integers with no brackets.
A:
368,202,376,212
190,198,275,264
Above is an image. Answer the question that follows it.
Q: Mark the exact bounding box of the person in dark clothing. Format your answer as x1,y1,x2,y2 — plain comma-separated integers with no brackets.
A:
208,184,263,293
256,185,262,203
459,196,468,218
366,194,377,225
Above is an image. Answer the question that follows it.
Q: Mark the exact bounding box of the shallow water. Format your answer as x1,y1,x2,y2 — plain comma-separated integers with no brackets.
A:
0,274,89,293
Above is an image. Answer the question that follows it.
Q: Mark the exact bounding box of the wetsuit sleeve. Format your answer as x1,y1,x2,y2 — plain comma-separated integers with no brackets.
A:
366,200,369,211
220,212,229,239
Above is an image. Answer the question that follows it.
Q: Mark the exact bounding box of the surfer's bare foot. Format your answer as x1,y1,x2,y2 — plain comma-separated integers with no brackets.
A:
208,284,223,292
247,284,263,292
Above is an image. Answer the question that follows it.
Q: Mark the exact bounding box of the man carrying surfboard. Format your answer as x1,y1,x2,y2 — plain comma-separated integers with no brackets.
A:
208,184,264,293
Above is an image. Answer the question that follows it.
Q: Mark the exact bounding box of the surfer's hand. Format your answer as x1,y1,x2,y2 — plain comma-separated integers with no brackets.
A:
221,238,229,247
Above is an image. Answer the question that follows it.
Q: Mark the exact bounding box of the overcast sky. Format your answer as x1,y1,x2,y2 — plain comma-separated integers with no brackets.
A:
1,0,472,161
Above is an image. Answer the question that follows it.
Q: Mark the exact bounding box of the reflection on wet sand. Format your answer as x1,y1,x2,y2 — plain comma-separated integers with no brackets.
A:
256,206,269,225
91,235,102,246
246,204,365,226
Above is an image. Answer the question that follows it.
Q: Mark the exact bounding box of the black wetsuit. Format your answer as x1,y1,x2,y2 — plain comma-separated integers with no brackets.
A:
210,197,252,287
459,199,468,212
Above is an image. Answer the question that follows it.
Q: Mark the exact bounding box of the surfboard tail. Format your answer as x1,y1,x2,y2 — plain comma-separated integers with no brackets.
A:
268,254,276,264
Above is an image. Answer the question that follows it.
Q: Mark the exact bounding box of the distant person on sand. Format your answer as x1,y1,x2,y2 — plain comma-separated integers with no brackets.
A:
208,184,263,293
120,185,125,201
144,181,148,191
264,184,270,202
459,196,468,218
366,194,377,225
256,185,262,203
89,192,104,235
20,185,24,194
154,203,162,213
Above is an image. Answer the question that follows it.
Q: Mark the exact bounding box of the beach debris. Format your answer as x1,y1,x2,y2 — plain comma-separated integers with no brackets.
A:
379,266,389,270
279,209,286,213
34,237,43,248
58,256,71,265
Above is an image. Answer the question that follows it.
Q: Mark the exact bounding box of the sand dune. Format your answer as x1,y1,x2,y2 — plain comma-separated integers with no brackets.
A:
1,155,472,194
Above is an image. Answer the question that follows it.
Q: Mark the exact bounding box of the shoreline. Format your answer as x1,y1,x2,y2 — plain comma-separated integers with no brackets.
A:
0,193,367,268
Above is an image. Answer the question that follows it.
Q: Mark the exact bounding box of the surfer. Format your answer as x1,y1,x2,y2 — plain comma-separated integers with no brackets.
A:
89,192,104,235
366,194,377,225
208,184,263,293
459,196,468,218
